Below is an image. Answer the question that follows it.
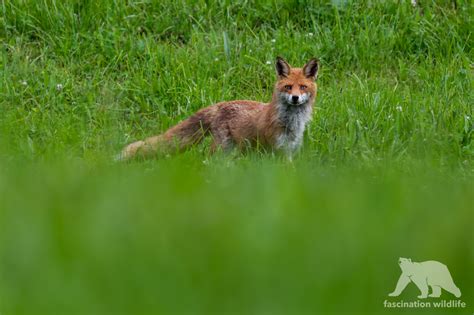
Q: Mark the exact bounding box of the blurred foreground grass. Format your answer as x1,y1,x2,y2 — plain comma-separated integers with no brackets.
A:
0,156,472,314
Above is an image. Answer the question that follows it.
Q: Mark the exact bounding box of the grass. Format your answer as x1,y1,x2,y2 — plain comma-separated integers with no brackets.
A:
0,1,473,314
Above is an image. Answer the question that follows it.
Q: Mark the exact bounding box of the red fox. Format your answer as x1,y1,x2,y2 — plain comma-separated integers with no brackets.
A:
119,57,319,160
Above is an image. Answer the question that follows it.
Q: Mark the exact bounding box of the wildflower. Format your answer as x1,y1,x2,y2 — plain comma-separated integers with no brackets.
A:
271,39,276,43
21,80,27,86
266,60,272,65
56,83,63,91
396,106,403,112
308,32,314,37
214,57,219,61
466,115,471,120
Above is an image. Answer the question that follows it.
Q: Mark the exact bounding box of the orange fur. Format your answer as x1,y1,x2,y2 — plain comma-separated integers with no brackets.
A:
119,57,319,160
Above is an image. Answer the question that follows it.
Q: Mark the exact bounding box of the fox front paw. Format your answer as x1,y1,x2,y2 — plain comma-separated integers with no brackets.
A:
388,292,399,297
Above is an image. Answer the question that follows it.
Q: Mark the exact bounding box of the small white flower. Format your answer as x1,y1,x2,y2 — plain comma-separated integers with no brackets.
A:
387,114,393,119
271,39,276,43
21,80,28,86
56,83,63,91
266,60,272,65
466,115,471,120
308,32,314,37
214,57,219,61
396,106,403,112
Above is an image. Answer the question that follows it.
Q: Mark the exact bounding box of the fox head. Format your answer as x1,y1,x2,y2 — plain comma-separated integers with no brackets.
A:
274,57,319,106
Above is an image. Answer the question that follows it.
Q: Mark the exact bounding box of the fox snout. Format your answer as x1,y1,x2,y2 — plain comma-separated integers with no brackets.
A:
283,92,309,105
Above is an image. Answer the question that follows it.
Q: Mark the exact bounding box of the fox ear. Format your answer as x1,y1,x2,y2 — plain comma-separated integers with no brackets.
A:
275,57,290,78
303,58,320,80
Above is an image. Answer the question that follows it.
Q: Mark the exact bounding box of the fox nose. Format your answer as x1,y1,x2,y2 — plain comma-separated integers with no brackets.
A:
291,95,299,103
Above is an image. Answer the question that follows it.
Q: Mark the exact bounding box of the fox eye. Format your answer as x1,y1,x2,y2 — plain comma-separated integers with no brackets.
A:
300,85,307,90
284,85,292,91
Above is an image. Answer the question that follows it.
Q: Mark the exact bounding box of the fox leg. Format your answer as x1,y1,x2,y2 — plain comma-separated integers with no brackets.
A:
210,128,234,153
210,138,234,153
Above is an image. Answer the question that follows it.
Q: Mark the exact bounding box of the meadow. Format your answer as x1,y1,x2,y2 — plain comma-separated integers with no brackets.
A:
0,1,473,314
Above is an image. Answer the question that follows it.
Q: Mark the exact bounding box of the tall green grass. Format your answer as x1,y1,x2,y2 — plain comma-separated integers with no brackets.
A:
0,1,473,314
1,0,472,162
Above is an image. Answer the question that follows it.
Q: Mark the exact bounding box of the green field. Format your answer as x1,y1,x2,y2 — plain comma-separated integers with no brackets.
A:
1,1,473,314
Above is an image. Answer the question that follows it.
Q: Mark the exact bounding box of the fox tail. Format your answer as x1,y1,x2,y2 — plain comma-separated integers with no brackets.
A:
117,107,214,161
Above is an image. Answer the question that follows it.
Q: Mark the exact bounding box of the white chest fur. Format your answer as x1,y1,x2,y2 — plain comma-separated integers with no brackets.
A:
275,103,312,155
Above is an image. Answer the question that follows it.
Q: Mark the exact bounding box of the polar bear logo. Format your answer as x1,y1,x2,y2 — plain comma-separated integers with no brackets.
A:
388,258,461,299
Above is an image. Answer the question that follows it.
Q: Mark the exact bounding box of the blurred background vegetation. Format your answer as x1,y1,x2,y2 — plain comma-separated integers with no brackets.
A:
0,0,473,314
